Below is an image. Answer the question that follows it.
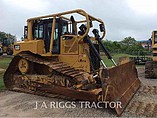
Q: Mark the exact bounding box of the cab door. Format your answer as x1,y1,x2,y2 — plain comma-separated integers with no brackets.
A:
61,36,79,55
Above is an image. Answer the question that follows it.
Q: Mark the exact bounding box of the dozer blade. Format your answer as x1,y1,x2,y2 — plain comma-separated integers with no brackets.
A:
100,61,141,116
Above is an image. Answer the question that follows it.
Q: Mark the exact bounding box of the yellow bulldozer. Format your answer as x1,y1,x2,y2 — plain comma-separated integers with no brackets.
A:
0,38,13,55
145,31,157,78
4,9,140,115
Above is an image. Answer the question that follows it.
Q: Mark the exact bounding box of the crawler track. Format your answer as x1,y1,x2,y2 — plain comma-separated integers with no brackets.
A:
145,61,157,78
4,51,101,101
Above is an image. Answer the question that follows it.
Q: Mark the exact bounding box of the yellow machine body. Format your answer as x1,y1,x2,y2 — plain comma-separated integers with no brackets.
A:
14,37,91,72
14,40,45,55
151,31,157,61
145,31,157,78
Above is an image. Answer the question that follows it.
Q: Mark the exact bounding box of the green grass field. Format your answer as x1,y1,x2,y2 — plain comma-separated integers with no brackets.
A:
102,53,133,67
0,57,12,90
0,72,5,90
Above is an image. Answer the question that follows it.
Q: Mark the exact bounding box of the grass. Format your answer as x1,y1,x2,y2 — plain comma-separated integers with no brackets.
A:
102,53,146,68
0,57,12,69
102,53,133,67
0,72,5,90
0,57,12,90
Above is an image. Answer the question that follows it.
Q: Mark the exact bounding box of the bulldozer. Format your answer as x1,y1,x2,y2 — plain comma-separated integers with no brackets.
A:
0,38,13,55
145,31,157,78
4,9,140,116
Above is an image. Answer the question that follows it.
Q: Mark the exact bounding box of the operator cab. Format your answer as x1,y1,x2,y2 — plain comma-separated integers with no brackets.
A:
32,18,68,54
24,18,68,54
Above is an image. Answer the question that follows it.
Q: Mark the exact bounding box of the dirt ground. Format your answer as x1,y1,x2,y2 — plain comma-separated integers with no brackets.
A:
0,67,157,117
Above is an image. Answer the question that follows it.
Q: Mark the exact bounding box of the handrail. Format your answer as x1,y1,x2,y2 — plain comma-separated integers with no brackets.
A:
27,9,105,40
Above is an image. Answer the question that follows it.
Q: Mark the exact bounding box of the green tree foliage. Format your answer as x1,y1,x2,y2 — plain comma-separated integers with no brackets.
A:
0,31,16,42
120,36,144,55
102,36,150,55
102,40,121,53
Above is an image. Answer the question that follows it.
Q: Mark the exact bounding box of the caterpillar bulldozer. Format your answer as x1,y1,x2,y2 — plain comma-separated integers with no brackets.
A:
4,9,140,116
145,31,157,78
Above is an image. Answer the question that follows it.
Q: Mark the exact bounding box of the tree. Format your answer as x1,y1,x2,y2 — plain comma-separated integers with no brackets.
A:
102,37,149,55
120,36,145,55
0,31,16,42
121,36,136,46
102,40,113,52
102,40,121,53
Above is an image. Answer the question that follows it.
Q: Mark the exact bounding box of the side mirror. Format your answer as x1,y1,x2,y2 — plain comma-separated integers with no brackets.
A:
24,26,28,39
99,24,105,32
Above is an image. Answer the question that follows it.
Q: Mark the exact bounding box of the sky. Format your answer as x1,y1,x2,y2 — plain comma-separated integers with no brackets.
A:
1,0,157,41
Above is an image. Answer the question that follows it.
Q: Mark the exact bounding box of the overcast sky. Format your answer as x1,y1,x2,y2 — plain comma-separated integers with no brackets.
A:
1,0,157,41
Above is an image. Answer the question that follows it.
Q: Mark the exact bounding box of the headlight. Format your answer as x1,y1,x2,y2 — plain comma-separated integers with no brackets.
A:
14,45,20,51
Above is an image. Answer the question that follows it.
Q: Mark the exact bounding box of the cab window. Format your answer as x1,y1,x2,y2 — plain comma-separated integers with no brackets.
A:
33,24,44,39
52,23,60,54
154,31,157,44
